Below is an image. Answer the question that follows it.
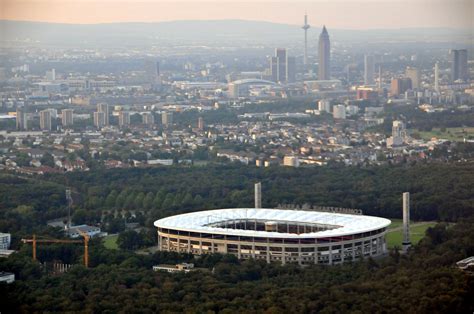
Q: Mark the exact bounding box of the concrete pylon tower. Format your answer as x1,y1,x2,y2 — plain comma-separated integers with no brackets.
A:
301,13,310,71
402,192,411,252
255,182,262,208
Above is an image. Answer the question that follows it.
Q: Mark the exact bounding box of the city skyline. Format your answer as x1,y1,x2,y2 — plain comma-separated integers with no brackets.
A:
1,0,472,29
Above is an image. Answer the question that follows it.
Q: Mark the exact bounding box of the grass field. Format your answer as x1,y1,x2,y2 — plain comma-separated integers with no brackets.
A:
386,222,437,249
103,234,119,250
412,127,474,142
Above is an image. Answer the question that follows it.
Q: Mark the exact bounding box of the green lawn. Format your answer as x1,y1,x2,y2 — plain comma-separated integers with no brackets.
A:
411,127,474,142
386,222,437,249
103,234,119,250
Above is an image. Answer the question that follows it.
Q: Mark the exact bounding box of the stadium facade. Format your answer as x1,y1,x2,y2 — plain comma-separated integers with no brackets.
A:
154,208,391,265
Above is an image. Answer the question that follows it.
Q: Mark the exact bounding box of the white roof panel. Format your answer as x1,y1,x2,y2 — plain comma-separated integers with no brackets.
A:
154,208,391,239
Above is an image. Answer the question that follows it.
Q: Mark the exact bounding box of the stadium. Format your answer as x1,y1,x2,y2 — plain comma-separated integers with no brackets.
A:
154,208,391,265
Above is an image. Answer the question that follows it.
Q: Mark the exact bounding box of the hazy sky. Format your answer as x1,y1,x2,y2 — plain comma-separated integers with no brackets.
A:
1,0,472,29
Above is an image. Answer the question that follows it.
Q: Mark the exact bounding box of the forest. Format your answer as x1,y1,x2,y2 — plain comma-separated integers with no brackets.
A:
1,218,473,313
1,162,473,240
0,162,473,312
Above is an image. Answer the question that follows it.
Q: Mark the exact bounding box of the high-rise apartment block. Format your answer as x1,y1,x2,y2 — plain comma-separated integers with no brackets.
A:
333,104,346,119
39,110,52,131
97,103,109,126
162,112,173,127
387,120,406,148
16,107,27,131
93,111,106,129
198,117,204,130
118,111,130,127
142,112,155,126
61,109,74,127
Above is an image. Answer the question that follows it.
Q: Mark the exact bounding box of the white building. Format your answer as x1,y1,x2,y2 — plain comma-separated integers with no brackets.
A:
0,272,15,284
67,225,102,238
61,109,74,127
333,104,346,119
0,233,11,250
387,120,407,148
318,99,331,113
283,156,300,167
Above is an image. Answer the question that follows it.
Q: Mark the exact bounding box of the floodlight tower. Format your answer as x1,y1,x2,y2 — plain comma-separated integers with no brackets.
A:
66,188,72,229
302,13,311,71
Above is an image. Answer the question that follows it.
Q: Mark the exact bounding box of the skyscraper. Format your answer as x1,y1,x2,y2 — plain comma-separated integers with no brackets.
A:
405,67,421,90
391,78,412,96
270,48,295,83
434,62,440,92
142,112,154,126
118,111,130,127
16,107,27,131
364,55,375,85
198,117,204,130
61,109,74,127
286,56,296,83
39,110,52,131
162,112,173,127
318,26,330,80
450,49,468,82
97,103,109,126
93,111,105,129
302,13,310,70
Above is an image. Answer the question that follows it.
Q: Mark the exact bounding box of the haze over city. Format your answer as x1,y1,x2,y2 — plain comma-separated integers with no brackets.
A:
2,0,473,29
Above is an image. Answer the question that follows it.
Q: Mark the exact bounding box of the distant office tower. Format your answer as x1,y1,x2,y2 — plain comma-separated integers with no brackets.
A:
16,107,27,130
390,78,412,95
145,60,161,85
271,49,286,83
318,26,331,80
434,62,440,92
39,110,52,131
162,112,173,126
387,120,406,147
142,112,154,126
97,103,109,126
364,55,375,85
378,65,382,90
450,49,468,82
302,13,311,70
93,111,106,129
405,67,421,89
286,56,296,83
61,109,74,127
270,48,295,83
333,104,346,119
118,111,130,127
46,68,56,81
198,117,204,130
318,99,331,113
276,48,287,82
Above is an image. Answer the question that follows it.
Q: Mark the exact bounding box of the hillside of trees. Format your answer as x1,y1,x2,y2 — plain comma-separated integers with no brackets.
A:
1,163,473,243
1,217,473,313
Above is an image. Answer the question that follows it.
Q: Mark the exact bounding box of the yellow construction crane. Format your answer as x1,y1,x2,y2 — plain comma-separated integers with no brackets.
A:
22,233,91,268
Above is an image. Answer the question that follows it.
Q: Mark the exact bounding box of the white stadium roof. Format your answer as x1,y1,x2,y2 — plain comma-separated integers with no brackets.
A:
154,208,391,239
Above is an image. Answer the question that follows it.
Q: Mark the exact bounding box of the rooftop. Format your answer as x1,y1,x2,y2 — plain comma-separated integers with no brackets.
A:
154,208,391,239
